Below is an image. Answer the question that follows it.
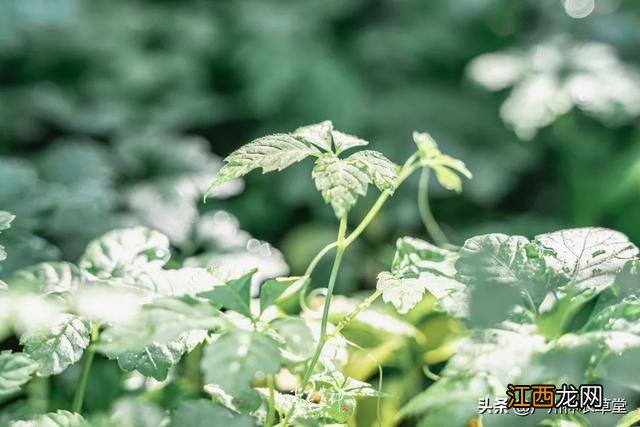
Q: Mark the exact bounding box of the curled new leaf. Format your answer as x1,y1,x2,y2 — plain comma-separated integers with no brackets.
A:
413,131,472,193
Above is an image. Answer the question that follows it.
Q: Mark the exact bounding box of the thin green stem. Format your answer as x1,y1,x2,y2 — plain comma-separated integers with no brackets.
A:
72,324,100,413
282,217,347,426
343,154,419,248
282,153,421,426
299,242,338,309
265,374,276,427
418,167,450,247
331,290,382,337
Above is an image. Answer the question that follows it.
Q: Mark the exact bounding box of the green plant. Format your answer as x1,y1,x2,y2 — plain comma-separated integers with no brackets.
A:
0,122,471,426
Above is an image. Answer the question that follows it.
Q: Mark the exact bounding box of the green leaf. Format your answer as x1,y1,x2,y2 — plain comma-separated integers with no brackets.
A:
293,121,334,152
433,165,463,193
201,330,280,411
198,270,255,318
117,339,185,381
419,271,469,319
535,227,638,294
332,130,368,154
456,233,547,326
259,276,299,312
207,133,319,192
10,410,87,427
312,154,370,218
8,262,85,294
385,237,468,317
347,150,398,193
270,317,315,361
391,237,458,278
170,399,255,427
99,296,222,354
0,351,38,399
376,271,425,315
413,132,472,192
20,314,90,377
80,227,171,279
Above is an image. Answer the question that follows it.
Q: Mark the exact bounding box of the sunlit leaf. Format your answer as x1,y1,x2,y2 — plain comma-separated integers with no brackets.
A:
207,134,319,192
201,330,280,411
80,227,171,279
347,150,398,193
312,154,369,218
20,314,90,377
198,270,255,318
99,296,222,354
293,121,334,152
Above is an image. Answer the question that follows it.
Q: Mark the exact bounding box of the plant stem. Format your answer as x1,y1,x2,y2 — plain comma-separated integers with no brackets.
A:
282,217,348,426
331,290,382,337
299,242,338,309
72,324,99,414
283,154,421,425
343,154,419,248
418,167,450,247
265,374,276,427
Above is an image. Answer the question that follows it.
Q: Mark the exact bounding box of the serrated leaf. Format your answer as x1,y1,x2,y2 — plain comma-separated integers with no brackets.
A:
8,262,85,294
117,339,185,381
10,410,87,427
457,234,546,292
201,330,280,411
207,134,319,192
99,296,222,354
259,276,299,312
0,351,38,398
170,399,254,427
347,150,398,193
312,154,370,218
294,121,334,152
331,130,368,154
80,227,171,279
535,227,638,293
391,237,458,277
198,270,255,318
456,233,547,326
376,271,425,314
20,314,90,377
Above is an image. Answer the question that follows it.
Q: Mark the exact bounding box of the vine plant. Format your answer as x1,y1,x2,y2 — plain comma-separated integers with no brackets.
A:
0,121,470,426
2,121,638,427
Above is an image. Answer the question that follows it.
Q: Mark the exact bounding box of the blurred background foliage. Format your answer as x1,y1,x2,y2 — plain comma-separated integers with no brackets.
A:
1,0,640,424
